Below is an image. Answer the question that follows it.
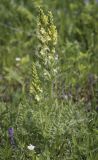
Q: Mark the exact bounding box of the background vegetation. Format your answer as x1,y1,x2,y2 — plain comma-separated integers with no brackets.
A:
0,0,98,159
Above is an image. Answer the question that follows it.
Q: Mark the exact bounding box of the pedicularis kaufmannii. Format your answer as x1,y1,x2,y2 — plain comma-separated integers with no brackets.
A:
30,8,58,101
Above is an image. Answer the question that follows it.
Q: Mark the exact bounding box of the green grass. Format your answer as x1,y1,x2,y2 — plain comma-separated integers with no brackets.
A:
0,99,98,160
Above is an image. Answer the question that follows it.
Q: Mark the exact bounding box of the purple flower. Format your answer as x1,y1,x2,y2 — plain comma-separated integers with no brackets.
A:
8,127,15,145
8,127,14,137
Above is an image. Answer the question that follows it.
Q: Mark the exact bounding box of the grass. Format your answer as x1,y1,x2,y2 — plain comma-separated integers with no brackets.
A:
0,98,98,159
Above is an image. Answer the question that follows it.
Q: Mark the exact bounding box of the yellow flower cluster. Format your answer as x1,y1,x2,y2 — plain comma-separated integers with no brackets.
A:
37,8,58,81
30,62,42,101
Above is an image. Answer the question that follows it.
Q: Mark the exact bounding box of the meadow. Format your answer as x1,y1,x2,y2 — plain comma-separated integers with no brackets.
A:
0,0,98,159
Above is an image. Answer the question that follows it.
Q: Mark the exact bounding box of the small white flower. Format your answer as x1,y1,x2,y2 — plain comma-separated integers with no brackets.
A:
64,94,68,100
27,144,35,150
55,54,58,60
15,57,21,61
